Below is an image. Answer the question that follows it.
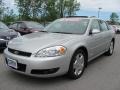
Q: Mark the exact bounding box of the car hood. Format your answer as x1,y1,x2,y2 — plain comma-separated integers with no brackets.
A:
0,29,18,38
8,32,79,53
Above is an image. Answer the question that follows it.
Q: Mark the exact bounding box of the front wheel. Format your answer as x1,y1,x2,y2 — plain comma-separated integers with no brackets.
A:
68,49,86,79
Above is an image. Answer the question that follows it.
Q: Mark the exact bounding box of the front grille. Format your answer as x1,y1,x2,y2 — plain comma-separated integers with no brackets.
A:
6,59,26,72
0,43,6,48
9,35,17,40
8,48,32,57
31,68,59,75
17,63,26,72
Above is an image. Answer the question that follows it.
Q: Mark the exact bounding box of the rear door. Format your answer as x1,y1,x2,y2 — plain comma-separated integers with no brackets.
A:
99,20,112,51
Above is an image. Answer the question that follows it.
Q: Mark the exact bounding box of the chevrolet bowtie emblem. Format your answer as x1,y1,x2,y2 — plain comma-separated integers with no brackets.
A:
14,51,19,54
6,37,11,40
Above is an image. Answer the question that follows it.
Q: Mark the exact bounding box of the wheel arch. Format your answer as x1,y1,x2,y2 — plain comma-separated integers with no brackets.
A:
112,38,115,47
112,38,115,43
72,46,88,67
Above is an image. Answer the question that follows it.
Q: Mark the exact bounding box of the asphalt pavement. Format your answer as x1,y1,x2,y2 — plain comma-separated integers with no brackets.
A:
0,35,120,90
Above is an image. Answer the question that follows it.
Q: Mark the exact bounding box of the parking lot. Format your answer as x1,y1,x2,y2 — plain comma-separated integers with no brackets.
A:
0,35,120,90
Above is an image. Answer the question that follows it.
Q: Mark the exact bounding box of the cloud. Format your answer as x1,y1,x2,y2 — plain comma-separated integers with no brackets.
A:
77,0,120,12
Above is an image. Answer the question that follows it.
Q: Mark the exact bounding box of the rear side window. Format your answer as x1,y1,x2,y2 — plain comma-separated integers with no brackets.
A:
99,20,109,31
10,23,17,29
106,22,111,30
91,20,100,30
17,23,26,29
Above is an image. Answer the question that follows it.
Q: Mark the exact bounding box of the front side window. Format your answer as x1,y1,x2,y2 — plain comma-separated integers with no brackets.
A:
17,23,25,30
12,23,17,28
9,23,17,29
44,18,89,34
91,20,100,30
99,20,108,31
25,22,44,30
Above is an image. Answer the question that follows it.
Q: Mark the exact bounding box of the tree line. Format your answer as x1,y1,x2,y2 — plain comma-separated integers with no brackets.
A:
110,12,120,25
0,0,120,25
0,0,80,25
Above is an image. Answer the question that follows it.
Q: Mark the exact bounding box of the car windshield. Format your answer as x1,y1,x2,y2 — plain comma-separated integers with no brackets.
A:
0,22,9,30
25,22,44,30
44,18,89,34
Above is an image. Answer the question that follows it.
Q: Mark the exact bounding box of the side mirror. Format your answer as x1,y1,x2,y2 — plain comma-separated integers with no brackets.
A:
90,29,100,35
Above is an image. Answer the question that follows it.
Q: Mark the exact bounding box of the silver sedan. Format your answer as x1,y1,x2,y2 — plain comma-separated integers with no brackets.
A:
4,17,115,79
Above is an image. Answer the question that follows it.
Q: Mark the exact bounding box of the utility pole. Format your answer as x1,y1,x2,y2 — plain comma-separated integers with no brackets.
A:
98,7,102,18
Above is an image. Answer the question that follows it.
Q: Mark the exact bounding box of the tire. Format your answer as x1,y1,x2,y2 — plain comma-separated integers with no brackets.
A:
68,49,86,79
105,41,114,56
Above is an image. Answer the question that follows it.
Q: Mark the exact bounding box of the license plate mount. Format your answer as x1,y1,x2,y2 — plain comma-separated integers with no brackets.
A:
7,58,18,69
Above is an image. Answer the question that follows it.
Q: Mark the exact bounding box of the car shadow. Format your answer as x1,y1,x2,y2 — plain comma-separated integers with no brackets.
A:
88,54,105,66
88,49,117,66
7,70,73,85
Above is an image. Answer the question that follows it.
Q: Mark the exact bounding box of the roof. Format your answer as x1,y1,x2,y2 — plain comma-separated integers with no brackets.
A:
62,17,98,20
65,16,97,19
16,21,37,23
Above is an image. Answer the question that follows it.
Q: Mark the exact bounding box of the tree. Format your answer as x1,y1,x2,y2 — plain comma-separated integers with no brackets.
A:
57,0,80,18
43,0,80,21
0,0,4,20
44,0,58,21
30,0,43,19
2,9,17,25
15,0,80,22
15,0,43,20
110,12,119,24
65,0,80,16
15,0,31,20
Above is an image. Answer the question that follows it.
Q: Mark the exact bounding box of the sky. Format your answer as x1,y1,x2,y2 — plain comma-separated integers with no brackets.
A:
77,0,120,20
3,0,120,20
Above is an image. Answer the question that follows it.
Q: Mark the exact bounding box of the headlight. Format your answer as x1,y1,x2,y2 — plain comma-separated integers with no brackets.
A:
0,38,5,41
0,38,8,41
35,46,66,57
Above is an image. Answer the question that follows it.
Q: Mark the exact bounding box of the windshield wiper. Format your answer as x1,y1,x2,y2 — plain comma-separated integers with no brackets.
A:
40,30,48,32
52,32,73,34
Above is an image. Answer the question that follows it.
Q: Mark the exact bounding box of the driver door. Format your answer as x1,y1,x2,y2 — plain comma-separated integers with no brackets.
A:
87,19,105,59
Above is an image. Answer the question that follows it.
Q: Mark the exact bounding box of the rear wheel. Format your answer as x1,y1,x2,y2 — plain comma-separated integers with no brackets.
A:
105,41,114,56
68,49,86,79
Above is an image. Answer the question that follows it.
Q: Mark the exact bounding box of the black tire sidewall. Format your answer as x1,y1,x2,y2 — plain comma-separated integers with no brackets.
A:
105,41,114,56
68,49,86,79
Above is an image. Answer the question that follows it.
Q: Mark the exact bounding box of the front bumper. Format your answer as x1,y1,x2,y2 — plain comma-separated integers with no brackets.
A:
0,34,19,49
4,49,70,77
